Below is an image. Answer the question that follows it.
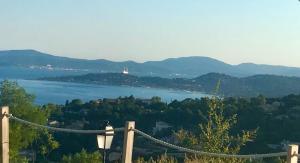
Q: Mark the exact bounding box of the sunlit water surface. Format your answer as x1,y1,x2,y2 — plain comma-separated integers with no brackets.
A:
2,79,210,105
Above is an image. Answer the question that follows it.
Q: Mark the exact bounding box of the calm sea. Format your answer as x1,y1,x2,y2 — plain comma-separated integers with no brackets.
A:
3,79,210,105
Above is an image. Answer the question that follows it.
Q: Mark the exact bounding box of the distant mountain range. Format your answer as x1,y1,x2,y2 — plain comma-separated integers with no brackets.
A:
1,49,300,79
42,72,300,97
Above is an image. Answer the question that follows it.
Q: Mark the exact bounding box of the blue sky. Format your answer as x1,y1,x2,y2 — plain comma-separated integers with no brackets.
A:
0,0,299,67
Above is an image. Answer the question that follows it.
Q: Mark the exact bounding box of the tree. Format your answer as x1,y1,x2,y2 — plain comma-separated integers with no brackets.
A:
0,80,58,162
199,96,256,154
175,96,257,163
62,149,102,163
151,96,162,103
135,154,177,163
174,129,198,148
32,129,59,161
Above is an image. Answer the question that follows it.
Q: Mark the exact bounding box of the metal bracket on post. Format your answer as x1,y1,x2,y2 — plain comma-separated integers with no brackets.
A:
122,121,135,163
1,106,9,163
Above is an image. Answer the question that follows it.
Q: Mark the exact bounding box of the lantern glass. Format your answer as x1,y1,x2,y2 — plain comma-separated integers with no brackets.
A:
97,126,114,149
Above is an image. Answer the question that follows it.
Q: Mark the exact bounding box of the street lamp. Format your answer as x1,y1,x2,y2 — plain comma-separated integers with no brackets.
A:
97,123,114,163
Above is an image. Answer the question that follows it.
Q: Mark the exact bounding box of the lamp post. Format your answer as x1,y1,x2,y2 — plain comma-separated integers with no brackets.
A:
97,122,114,163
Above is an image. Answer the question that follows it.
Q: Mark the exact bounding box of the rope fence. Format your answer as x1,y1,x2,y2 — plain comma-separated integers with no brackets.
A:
5,113,291,160
6,114,124,134
133,128,287,159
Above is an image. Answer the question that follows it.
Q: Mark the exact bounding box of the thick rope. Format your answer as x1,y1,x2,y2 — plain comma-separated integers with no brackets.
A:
7,114,124,134
133,129,287,159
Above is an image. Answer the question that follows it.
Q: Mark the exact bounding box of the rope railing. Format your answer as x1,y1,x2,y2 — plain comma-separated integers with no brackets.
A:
133,129,287,159
6,113,288,159
6,114,124,134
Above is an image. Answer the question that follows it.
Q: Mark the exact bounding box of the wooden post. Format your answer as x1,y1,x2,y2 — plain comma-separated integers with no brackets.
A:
122,121,135,163
287,144,298,163
1,106,9,163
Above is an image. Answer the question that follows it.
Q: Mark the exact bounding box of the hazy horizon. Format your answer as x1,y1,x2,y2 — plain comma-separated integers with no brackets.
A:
1,1,299,67
2,48,300,68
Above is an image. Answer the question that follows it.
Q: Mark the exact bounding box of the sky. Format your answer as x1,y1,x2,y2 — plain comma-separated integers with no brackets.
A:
0,0,299,67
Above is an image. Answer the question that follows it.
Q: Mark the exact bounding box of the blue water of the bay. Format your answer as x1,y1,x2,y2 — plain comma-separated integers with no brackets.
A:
2,79,210,105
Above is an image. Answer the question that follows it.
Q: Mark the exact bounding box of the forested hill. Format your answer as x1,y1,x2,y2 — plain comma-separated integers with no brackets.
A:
42,73,300,97
2,50,300,78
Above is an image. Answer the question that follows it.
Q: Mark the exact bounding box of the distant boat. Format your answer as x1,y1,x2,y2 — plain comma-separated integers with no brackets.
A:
122,67,129,74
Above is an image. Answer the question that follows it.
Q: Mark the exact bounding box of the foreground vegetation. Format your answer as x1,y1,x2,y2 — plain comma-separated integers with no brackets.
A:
1,80,300,162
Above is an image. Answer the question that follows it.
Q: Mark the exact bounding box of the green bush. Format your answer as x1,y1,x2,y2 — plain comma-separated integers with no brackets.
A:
62,149,102,163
